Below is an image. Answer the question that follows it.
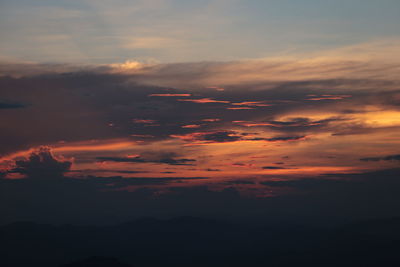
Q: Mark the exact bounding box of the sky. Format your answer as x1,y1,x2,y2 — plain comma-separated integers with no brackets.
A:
1,0,400,63
1,0,400,225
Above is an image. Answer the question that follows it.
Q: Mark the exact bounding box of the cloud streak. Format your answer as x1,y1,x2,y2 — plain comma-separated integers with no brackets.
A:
360,154,400,162
96,156,196,166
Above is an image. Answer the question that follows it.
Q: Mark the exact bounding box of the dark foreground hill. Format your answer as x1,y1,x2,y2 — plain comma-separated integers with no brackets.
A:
2,216,400,267
60,256,132,267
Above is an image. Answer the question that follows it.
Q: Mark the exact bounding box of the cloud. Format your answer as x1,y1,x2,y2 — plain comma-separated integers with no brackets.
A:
70,169,148,175
360,154,400,162
306,94,352,101
260,177,346,189
205,168,221,172
96,155,196,166
201,118,221,122
181,124,201,129
226,107,255,110
171,130,307,146
171,131,243,143
89,176,206,187
132,119,158,124
231,101,271,107
111,56,400,89
262,166,290,170
2,39,400,87
263,136,307,142
247,135,306,142
2,37,400,231
9,147,72,179
1,51,400,187
149,94,191,97
0,102,26,109
178,98,230,104
224,180,255,185
233,117,344,131
232,163,254,168
2,167,400,226
200,131,242,143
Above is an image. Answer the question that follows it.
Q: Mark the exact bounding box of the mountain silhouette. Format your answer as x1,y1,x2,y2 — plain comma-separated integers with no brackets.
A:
1,217,400,267
60,256,132,267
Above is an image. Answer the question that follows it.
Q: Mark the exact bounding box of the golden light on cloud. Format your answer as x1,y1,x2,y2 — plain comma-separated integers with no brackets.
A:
52,140,138,153
227,107,255,110
182,124,202,129
355,110,400,128
110,60,146,71
0,139,138,162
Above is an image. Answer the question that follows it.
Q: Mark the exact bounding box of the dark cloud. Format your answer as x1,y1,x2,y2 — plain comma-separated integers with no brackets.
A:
262,166,290,170
360,154,400,162
109,170,147,174
171,131,245,143
205,168,221,172
173,131,306,144
9,147,72,179
234,117,342,129
2,168,400,226
69,169,148,174
260,178,344,188
259,168,400,194
269,117,343,128
86,176,207,187
157,158,196,166
0,102,26,109
224,180,255,185
96,156,196,166
201,131,242,142
96,156,146,163
267,135,306,142
251,135,306,142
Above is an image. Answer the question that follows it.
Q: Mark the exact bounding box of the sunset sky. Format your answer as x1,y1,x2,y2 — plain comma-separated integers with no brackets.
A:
1,0,400,225
1,0,400,63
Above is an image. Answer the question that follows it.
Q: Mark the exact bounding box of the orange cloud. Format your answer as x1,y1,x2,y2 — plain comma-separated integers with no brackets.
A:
182,124,201,128
227,107,255,110
306,95,352,101
178,98,230,104
231,101,272,107
132,119,157,124
202,118,221,122
233,121,275,127
0,139,138,162
53,140,138,153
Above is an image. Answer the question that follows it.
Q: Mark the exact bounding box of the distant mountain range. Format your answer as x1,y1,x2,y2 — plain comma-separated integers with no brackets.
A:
2,216,400,267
